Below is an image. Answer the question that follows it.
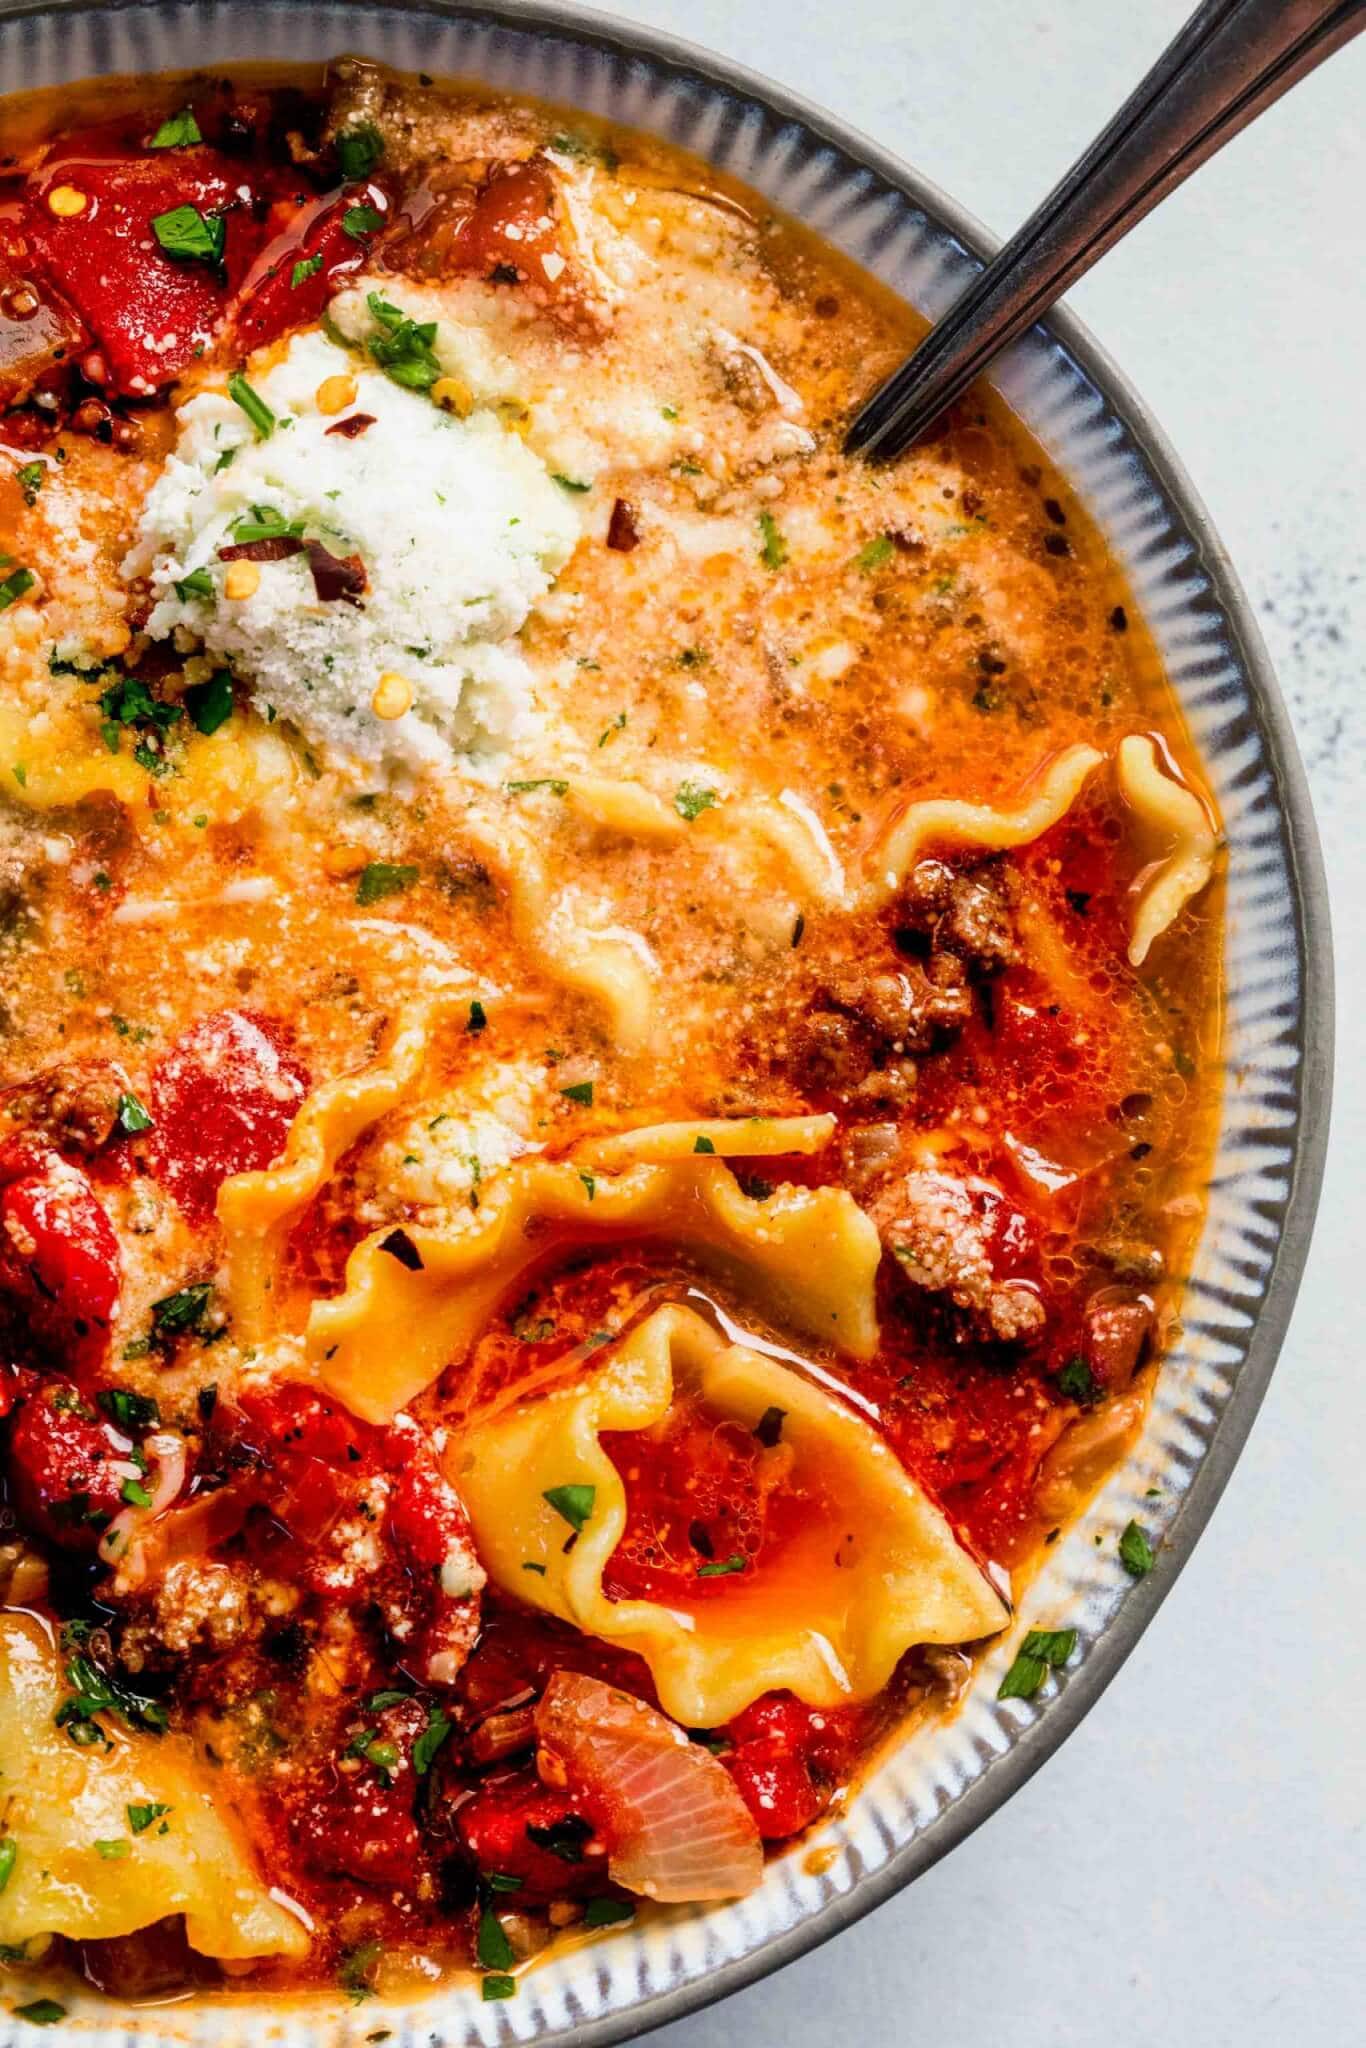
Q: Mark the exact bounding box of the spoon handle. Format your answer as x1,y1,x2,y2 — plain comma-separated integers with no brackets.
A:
846,0,1366,460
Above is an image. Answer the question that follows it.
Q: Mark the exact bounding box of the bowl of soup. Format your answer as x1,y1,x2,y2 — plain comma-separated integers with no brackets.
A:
0,3,1331,2044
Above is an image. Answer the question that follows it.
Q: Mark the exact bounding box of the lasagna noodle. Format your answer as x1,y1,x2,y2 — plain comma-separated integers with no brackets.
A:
0,1613,308,1961
449,1303,1010,1725
311,1144,882,1423
1116,733,1218,965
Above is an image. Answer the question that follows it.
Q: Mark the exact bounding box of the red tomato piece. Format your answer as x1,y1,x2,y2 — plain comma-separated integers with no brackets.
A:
292,1700,429,1889
455,1771,605,1901
232,183,383,352
149,1010,309,1224
455,158,575,301
26,143,264,395
725,1737,823,1841
723,1692,866,1841
0,1151,120,1370
6,1379,127,1550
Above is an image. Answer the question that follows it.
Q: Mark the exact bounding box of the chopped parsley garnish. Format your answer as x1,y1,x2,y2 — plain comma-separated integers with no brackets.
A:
477,1907,516,1973
522,1560,547,1576
996,1627,1078,1701
758,509,788,569
578,1171,597,1202
365,291,441,391
467,999,487,1034
338,1939,383,2003
506,777,569,797
228,504,301,544
127,1802,171,1834
55,1654,169,1741
1056,1356,1098,1405
150,1281,213,1338
97,1387,160,1433
693,1135,716,1154
552,473,591,492
291,253,324,288
149,107,202,148
483,1872,524,1894
597,710,626,747
13,2001,66,2027
174,566,214,601
337,123,385,182
343,204,384,238
1118,1520,1155,1577
366,1688,411,1711
855,532,895,572
412,1706,452,1777
525,1814,594,1863
583,1897,634,1927
356,861,419,906
185,668,235,736
94,1837,130,1860
482,1976,516,2002
114,1089,153,1136
542,1483,594,1533
0,1840,15,1893
15,462,43,506
120,1477,153,1509
696,1553,747,1578
152,203,225,268
560,1079,594,1106
227,372,275,439
0,567,36,611
674,780,718,821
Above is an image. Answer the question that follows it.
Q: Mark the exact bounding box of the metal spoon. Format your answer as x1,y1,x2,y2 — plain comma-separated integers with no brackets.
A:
846,0,1366,461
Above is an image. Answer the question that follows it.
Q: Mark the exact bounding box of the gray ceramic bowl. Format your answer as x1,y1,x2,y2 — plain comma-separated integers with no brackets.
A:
0,4,1334,2045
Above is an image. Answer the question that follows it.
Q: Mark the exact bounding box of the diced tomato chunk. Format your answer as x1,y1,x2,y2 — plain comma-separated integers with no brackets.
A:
149,1009,309,1224
456,158,568,293
0,1150,120,1369
291,1700,429,1889
232,183,383,351
455,1771,606,1900
25,139,264,394
5,1379,126,1550
725,1738,823,1841
723,1691,867,1841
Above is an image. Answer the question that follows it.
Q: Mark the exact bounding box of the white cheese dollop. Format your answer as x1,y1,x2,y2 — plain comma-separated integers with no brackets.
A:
124,331,582,774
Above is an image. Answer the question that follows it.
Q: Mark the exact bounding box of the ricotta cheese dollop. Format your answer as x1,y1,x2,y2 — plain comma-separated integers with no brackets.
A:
124,330,581,773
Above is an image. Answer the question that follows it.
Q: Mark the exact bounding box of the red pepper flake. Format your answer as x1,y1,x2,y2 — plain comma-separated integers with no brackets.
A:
325,412,377,440
217,536,305,562
305,539,368,605
606,498,640,552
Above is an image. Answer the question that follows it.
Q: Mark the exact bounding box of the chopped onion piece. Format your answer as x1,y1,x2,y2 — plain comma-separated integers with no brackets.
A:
535,1671,763,1903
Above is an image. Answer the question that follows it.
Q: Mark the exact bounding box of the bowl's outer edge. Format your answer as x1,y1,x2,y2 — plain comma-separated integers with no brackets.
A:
0,5,1335,2047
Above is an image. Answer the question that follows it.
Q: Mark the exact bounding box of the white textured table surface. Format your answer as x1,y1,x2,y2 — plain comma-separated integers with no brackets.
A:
616,3,1365,2042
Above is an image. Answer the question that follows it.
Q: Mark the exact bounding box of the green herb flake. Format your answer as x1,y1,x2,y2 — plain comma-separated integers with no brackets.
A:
365,291,441,391
597,711,626,747
97,1387,160,1433
114,1090,153,1136
343,205,384,238
484,1872,523,1894
94,1836,131,1860
552,473,591,492
477,1907,516,1973
696,1553,747,1579
0,1840,15,1893
467,999,487,1034
855,532,895,573
174,566,214,602
584,1897,634,1928
578,1171,596,1202
693,1135,716,1154
338,1939,383,2004
1118,1520,1155,1577
151,1282,212,1338
412,1706,452,1778
11,763,25,788
291,253,324,289
120,1477,153,1509
337,124,385,182
997,1626,1078,1701
674,780,718,821
13,2001,66,2027
482,1976,516,2003
505,777,569,797
522,1560,547,1576
543,1483,595,1533
1056,1356,1098,1405
149,107,202,149
152,203,225,268
356,862,419,906
560,1080,594,1106
227,372,275,440
758,509,788,570
15,461,44,506
127,1802,171,1835
55,1653,169,1740
228,505,301,544
185,669,234,736
0,567,36,611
